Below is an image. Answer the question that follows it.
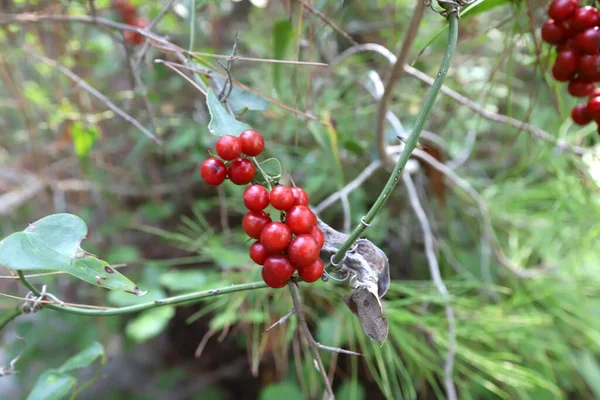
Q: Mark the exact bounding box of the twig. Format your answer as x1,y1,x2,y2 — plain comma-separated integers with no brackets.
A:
0,292,112,309
376,1,425,169
154,59,207,95
0,264,127,280
195,329,217,358
25,51,161,144
299,0,358,46
264,308,296,333
288,282,335,400
313,160,382,214
402,172,457,400
330,14,460,266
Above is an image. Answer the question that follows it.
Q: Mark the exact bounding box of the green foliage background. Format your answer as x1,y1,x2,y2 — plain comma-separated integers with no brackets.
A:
1,0,600,399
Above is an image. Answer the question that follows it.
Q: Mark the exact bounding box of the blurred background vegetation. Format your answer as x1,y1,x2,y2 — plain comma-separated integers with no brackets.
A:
1,0,600,399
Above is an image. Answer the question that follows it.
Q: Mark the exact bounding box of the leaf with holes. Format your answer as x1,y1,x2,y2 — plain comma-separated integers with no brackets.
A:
0,214,144,295
206,88,252,136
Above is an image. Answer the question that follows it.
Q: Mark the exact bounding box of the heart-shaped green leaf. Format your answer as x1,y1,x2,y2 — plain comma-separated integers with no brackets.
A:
206,88,252,136
0,214,144,295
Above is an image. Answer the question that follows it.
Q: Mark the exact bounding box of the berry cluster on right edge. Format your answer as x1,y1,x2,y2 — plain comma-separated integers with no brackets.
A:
542,0,600,132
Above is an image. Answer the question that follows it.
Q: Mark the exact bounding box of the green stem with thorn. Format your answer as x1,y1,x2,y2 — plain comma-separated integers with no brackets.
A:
17,270,267,317
331,13,459,266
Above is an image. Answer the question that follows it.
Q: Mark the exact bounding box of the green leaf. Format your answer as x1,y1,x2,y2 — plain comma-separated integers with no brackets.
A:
0,214,144,295
273,19,293,93
125,306,175,342
70,122,100,158
58,342,105,373
108,286,166,307
259,382,304,400
575,352,600,398
336,380,366,400
26,371,77,400
206,88,252,136
211,74,269,113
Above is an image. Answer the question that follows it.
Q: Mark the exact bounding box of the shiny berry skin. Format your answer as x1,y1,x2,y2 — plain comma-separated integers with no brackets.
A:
552,64,574,81
243,185,270,211
571,104,593,125
249,241,269,265
228,158,255,185
216,135,242,161
555,49,579,73
572,27,600,54
242,211,272,239
298,258,324,283
578,54,600,76
586,96,600,119
285,205,317,235
590,88,600,97
542,20,567,44
568,79,595,97
288,235,320,267
239,129,265,157
310,227,325,249
548,0,578,22
572,6,600,32
269,186,295,210
260,222,292,253
261,267,288,288
200,158,227,186
263,255,295,281
291,187,309,206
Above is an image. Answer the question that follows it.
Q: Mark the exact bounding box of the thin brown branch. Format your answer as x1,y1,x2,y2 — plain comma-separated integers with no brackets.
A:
0,292,113,310
288,282,334,400
376,1,426,169
299,0,358,46
0,264,128,280
26,51,162,144
154,60,207,95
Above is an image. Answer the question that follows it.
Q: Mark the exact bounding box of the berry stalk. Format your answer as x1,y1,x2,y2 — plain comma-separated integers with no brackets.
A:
331,12,460,266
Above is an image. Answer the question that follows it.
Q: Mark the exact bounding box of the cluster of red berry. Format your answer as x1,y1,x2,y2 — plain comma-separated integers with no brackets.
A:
542,0,600,131
112,0,148,45
199,131,325,288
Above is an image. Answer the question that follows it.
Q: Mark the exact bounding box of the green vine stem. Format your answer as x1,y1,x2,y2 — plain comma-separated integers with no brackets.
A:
331,13,459,266
0,307,21,331
17,270,267,316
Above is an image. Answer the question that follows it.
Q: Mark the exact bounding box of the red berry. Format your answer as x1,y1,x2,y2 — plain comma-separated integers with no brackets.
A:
572,6,600,32
269,186,295,210
263,255,295,281
216,135,242,161
228,158,255,185
557,39,573,51
124,18,147,45
285,205,317,235
243,185,270,211
571,104,593,125
242,211,272,239
590,88,600,97
578,54,600,76
568,79,595,97
200,158,227,186
552,64,575,81
249,241,269,265
239,129,265,157
288,235,320,267
260,222,292,253
587,96,600,119
548,0,578,22
542,20,568,44
261,267,288,288
291,187,309,206
310,227,325,249
298,258,324,283
572,27,600,54
555,49,579,73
